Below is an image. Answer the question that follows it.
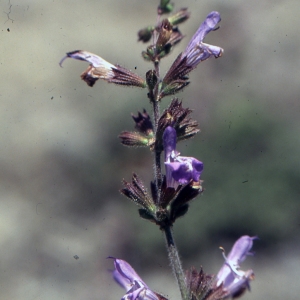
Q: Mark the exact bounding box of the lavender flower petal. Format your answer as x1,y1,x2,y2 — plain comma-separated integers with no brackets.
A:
163,126,203,187
110,257,160,300
113,270,131,292
163,126,177,161
112,257,147,287
216,236,257,298
226,235,257,264
184,11,221,55
60,50,146,87
165,156,203,184
161,12,223,97
59,50,115,69
181,11,223,68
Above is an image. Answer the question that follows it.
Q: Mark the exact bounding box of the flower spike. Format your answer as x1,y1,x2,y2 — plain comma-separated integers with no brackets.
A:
60,50,146,88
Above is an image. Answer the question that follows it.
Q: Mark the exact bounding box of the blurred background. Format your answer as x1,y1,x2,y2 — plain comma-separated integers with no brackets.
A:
1,0,299,299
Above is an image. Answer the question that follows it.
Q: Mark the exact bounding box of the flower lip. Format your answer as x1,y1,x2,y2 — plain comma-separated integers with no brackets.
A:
184,11,221,56
109,257,160,300
59,50,114,69
163,126,203,188
226,235,258,265
163,126,177,161
60,50,146,87
109,256,146,287
161,11,223,92
216,235,257,297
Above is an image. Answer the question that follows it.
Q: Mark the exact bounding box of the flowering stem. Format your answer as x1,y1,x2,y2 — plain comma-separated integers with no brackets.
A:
164,225,189,300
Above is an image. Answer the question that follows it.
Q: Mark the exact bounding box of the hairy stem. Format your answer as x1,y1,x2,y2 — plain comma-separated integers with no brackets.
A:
152,31,162,201
164,225,189,300
152,86,162,202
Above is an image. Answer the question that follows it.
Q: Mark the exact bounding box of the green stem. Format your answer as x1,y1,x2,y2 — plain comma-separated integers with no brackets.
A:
164,225,189,300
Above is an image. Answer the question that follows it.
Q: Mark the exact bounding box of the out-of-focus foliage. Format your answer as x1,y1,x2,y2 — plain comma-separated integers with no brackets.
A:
1,1,299,300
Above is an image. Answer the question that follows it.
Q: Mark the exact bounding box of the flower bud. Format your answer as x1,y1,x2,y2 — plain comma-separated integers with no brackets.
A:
158,0,174,15
138,26,155,43
156,19,173,53
60,50,146,88
168,8,190,26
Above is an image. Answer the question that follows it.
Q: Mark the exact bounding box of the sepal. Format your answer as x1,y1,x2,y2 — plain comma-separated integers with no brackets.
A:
110,65,147,87
167,8,190,26
156,19,173,53
138,208,157,223
119,109,154,147
161,54,192,97
169,182,203,223
142,45,156,62
186,267,227,300
154,99,199,152
120,173,156,215
166,27,185,48
150,176,203,227
119,131,153,147
132,109,154,136
158,79,190,100
151,176,180,209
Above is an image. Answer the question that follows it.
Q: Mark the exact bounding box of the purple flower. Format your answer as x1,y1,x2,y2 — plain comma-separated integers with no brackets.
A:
59,50,146,87
110,257,160,300
163,126,203,188
182,11,223,67
216,236,257,298
160,12,223,99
